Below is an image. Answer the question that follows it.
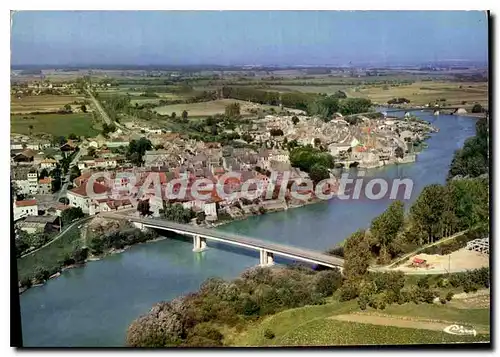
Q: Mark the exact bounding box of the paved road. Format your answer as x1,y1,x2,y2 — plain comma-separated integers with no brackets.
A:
86,88,128,132
101,212,345,268
86,88,112,126
57,148,85,201
19,216,92,259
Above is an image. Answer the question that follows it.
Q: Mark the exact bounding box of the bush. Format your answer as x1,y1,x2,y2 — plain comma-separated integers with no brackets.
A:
264,328,275,340
338,283,359,302
19,277,32,288
446,291,454,301
314,269,343,297
440,297,447,304
189,322,223,345
357,295,369,310
33,266,50,283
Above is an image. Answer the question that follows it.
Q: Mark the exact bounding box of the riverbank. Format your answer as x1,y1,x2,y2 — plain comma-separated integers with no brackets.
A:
18,112,481,347
18,221,160,294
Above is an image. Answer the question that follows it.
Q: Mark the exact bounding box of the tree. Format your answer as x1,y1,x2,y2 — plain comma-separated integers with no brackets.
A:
269,129,284,137
182,110,188,120
64,104,72,112
69,165,81,182
61,207,84,225
395,146,404,159
370,201,405,261
39,168,49,179
137,200,151,216
127,137,153,166
308,96,339,120
88,147,97,157
171,112,177,119
338,98,372,115
59,197,69,205
343,230,371,278
291,116,300,125
224,102,241,118
80,104,87,113
309,164,330,184
471,104,483,113
409,184,448,244
164,204,195,223
28,124,34,136
68,133,78,140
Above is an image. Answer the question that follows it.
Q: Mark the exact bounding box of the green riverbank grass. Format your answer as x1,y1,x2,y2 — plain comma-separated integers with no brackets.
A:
17,225,83,281
228,299,490,346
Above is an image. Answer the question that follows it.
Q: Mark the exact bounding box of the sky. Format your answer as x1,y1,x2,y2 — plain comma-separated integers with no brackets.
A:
10,11,489,66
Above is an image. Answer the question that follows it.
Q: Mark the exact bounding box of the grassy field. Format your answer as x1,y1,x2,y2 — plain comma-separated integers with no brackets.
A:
17,225,83,281
11,94,85,114
11,113,99,137
154,99,280,117
347,81,488,107
229,299,490,346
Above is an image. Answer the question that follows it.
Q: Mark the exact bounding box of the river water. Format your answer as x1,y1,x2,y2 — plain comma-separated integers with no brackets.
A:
19,112,477,347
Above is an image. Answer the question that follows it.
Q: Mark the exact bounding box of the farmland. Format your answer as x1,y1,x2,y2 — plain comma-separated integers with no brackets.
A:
11,113,100,137
347,81,489,107
228,299,490,346
153,99,281,117
10,94,85,114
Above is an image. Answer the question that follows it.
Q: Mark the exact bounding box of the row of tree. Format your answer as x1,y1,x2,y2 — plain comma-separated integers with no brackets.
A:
126,266,343,347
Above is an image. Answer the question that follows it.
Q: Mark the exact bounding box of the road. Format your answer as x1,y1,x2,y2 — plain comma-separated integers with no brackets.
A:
101,212,345,268
19,216,93,259
86,88,113,126
57,148,85,202
86,88,128,132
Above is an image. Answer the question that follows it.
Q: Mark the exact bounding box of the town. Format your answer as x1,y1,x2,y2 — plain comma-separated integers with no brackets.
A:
11,76,441,248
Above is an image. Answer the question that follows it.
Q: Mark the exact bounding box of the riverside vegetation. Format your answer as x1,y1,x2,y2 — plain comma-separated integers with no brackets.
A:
126,117,490,346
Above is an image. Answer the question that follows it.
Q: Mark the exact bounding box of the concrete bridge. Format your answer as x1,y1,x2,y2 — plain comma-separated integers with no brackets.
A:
101,213,344,269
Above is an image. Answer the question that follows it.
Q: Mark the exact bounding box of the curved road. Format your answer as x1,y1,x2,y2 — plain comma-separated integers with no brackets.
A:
19,216,92,259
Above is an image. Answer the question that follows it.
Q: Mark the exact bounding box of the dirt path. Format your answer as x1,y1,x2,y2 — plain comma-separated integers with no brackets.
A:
330,313,489,334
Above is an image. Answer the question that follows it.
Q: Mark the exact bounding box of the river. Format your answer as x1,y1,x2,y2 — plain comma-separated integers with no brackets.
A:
19,112,477,347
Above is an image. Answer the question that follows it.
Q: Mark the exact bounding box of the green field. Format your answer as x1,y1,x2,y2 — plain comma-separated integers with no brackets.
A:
154,99,280,117
347,81,489,107
10,94,84,114
11,113,99,137
229,299,490,346
17,224,84,281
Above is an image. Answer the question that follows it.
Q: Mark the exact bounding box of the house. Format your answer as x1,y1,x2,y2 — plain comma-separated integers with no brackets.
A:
17,215,60,234
269,150,289,163
60,140,77,152
38,177,52,195
13,149,37,163
46,204,71,217
10,141,23,150
27,170,39,194
39,158,57,170
328,143,352,157
12,167,32,195
14,199,38,221
67,181,108,214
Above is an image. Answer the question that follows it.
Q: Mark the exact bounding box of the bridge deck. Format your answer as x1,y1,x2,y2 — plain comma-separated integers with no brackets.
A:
102,213,344,268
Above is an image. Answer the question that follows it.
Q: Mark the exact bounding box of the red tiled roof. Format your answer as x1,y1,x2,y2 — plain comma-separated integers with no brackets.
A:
69,182,108,197
16,199,37,207
39,177,52,184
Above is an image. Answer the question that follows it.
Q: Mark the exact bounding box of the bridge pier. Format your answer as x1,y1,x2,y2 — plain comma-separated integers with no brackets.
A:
193,235,207,252
132,222,145,231
259,249,274,267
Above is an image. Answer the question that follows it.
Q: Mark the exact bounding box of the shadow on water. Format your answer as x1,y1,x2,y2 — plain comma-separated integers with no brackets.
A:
155,229,316,268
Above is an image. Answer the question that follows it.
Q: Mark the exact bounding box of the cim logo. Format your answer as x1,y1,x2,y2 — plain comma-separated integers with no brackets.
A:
443,325,477,337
